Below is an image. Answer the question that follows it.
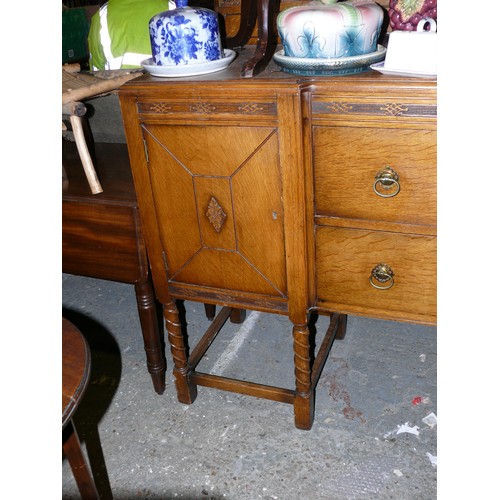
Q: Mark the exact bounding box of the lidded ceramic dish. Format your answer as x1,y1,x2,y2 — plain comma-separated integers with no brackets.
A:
149,0,223,66
384,17,437,73
277,0,384,59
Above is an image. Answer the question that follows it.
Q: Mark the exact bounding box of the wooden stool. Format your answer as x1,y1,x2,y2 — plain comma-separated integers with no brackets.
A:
62,317,102,499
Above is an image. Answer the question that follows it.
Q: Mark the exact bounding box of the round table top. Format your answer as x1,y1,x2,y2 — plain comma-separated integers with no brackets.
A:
62,318,91,428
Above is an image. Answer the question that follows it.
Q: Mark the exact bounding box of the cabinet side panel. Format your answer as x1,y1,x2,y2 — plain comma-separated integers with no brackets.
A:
119,95,170,301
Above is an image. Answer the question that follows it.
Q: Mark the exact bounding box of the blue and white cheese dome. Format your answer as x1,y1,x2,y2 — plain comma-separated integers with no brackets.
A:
149,0,223,66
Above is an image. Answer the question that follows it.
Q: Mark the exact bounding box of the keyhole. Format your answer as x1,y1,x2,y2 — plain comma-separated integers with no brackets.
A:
272,211,278,220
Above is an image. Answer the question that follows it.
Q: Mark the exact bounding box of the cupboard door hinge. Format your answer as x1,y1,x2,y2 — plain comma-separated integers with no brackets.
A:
143,138,149,163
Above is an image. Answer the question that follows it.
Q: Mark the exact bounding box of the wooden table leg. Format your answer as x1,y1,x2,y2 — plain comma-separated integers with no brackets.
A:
164,299,198,404
63,420,100,500
230,308,247,324
335,313,348,340
204,303,216,320
292,322,315,430
203,305,246,323
223,0,257,49
241,0,278,77
135,277,166,395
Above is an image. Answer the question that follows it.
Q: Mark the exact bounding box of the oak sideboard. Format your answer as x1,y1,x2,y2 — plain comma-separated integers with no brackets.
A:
119,56,436,429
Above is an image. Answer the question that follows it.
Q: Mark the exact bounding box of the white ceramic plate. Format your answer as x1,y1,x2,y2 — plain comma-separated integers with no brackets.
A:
273,45,386,76
370,61,436,79
141,49,236,78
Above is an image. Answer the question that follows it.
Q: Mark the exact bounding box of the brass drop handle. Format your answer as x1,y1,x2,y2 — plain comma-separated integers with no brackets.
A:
373,166,400,198
369,263,395,290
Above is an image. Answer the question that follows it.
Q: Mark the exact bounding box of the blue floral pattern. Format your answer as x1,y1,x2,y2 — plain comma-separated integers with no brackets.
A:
163,15,202,64
196,9,220,60
149,3,222,66
198,9,218,38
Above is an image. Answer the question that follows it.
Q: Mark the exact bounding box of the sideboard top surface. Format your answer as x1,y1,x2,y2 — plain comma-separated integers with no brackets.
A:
120,47,437,96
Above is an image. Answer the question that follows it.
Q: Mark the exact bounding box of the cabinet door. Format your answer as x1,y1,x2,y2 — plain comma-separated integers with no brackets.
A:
142,124,287,298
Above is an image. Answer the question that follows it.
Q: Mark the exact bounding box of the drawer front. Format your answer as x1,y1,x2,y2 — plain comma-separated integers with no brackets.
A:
314,127,436,226
62,201,147,283
315,226,436,323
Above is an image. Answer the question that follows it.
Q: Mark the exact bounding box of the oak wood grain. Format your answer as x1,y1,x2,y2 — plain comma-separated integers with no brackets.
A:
119,65,437,429
315,227,437,323
314,126,436,227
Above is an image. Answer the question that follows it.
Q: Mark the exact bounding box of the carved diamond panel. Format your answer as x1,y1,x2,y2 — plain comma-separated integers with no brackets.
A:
206,197,227,233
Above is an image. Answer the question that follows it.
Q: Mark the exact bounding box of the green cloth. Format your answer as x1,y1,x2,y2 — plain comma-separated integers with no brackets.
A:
89,0,170,70
108,0,170,67
88,8,106,70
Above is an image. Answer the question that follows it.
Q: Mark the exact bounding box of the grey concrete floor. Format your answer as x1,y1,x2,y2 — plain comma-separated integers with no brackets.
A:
62,273,437,499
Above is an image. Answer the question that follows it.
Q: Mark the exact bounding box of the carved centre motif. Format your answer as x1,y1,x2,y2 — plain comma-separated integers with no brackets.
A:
190,102,217,113
327,102,353,114
142,102,173,113
206,196,227,233
238,103,264,113
381,103,409,116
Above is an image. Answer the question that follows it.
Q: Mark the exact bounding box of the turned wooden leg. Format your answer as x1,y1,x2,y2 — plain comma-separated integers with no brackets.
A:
164,299,197,404
293,323,315,430
134,277,166,395
63,420,100,500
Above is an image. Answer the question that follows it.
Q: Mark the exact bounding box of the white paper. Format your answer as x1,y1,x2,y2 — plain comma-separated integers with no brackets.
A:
396,422,420,435
422,412,438,428
426,452,437,468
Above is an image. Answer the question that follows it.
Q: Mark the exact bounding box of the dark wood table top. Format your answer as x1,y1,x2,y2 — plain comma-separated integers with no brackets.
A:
62,140,136,205
62,318,91,428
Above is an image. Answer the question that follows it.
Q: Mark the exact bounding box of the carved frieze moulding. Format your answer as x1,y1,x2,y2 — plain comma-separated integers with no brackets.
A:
138,101,276,116
315,101,437,118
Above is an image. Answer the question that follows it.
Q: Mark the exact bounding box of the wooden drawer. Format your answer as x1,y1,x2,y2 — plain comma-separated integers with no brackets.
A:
315,226,436,324
313,126,436,227
62,201,147,284
62,142,149,284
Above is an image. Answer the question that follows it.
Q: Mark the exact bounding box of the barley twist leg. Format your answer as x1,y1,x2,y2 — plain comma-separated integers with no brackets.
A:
164,299,197,404
293,322,314,430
